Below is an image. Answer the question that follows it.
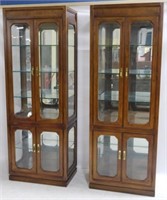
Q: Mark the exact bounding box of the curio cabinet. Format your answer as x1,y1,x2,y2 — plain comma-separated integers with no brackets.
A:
89,3,163,196
4,6,77,186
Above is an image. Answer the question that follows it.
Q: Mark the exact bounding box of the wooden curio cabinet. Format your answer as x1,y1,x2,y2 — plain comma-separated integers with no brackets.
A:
89,3,163,196
4,6,77,186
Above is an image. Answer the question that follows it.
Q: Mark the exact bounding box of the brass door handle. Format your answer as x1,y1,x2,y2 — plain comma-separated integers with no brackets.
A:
36,68,40,77
125,68,128,77
119,68,123,78
123,151,126,160
33,144,36,153
118,150,121,160
37,144,40,153
31,67,34,76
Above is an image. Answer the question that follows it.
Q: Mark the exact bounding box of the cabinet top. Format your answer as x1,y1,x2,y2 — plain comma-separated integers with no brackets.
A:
91,3,163,18
3,6,77,19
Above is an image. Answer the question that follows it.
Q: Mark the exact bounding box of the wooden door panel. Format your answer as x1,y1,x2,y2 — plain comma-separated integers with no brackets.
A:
91,18,125,128
92,130,122,182
122,133,153,186
36,127,63,177
34,19,64,124
10,126,36,174
123,17,159,130
5,20,36,123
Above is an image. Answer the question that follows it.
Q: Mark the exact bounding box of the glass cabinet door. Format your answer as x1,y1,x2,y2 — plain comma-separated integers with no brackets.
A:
93,131,121,181
122,134,153,185
38,22,59,120
68,24,76,118
124,20,156,128
68,127,76,169
12,127,36,173
96,21,123,125
37,130,62,175
11,22,34,119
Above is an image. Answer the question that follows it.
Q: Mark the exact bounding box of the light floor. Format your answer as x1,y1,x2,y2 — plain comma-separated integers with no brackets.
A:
0,168,167,200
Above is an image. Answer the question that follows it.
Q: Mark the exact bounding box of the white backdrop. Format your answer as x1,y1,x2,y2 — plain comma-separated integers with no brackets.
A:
0,3,167,181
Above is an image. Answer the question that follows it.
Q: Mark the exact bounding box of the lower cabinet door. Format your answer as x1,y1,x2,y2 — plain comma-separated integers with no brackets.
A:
11,126,36,173
37,128,63,176
122,133,153,186
92,131,153,187
92,131,122,182
10,126,63,177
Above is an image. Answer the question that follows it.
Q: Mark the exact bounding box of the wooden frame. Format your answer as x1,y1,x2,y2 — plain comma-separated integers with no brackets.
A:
89,3,163,196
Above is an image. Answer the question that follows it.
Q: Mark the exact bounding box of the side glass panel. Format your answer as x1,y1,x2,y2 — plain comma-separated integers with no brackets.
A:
68,127,75,168
128,21,153,124
40,131,59,172
126,137,149,180
68,25,75,117
15,129,33,169
38,23,59,119
97,135,118,177
98,23,120,123
11,24,32,118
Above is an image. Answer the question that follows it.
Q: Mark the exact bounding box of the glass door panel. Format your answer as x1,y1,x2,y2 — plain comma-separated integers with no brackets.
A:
11,24,32,118
68,127,75,169
14,129,33,169
127,21,153,125
40,131,59,172
68,25,75,117
126,137,149,180
98,22,121,123
97,135,118,177
38,23,59,119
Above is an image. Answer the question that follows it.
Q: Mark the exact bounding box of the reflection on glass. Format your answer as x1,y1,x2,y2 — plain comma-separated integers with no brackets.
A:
128,21,153,124
97,135,118,177
68,25,75,117
68,127,75,168
40,131,59,172
39,23,59,119
11,24,32,118
98,23,120,122
15,129,33,169
126,138,149,180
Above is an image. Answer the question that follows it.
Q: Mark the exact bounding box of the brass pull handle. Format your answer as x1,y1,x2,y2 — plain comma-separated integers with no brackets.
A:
118,150,121,160
37,144,40,153
31,67,34,76
125,68,129,77
123,151,126,161
33,144,36,153
36,68,39,77
119,68,123,78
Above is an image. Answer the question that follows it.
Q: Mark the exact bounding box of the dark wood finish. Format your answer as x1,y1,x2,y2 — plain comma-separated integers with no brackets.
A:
90,3,163,196
4,6,77,186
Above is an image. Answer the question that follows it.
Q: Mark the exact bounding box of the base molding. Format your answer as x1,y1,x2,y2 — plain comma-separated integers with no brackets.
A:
89,182,155,196
9,168,77,187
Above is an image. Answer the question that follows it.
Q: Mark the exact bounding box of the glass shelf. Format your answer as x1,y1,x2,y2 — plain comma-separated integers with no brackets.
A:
14,90,32,98
129,69,151,75
98,69,119,74
130,44,153,47
40,69,58,73
13,70,31,73
12,45,31,47
39,44,59,47
98,44,120,47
